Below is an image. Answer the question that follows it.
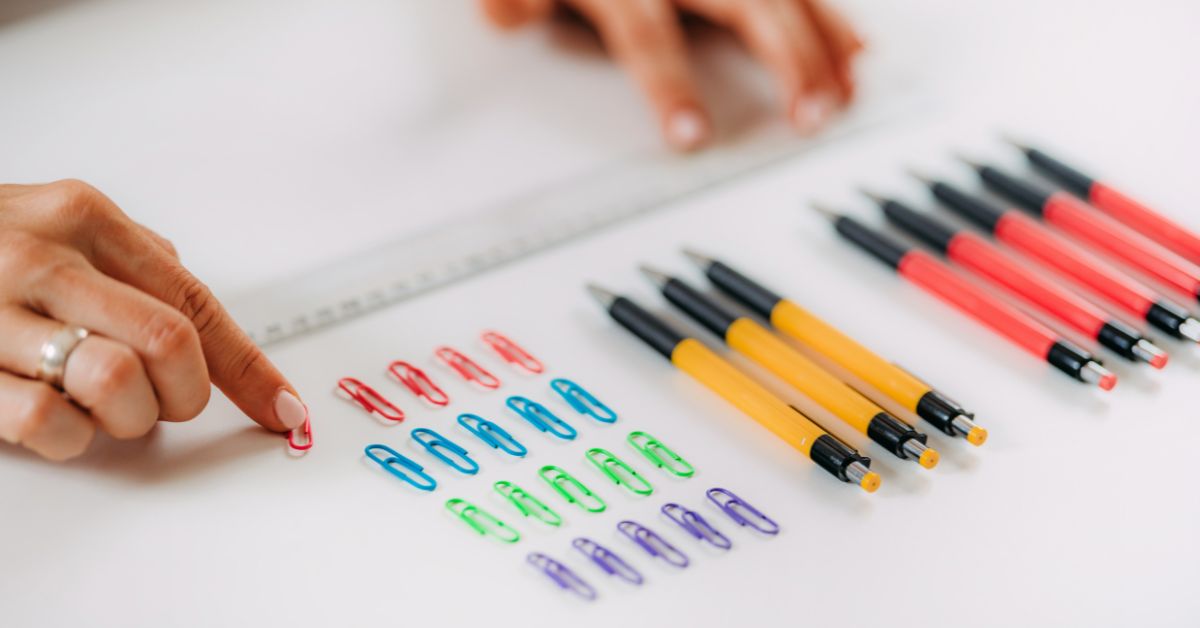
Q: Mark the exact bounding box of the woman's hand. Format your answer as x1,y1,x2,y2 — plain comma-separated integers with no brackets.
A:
481,0,864,150
0,180,306,461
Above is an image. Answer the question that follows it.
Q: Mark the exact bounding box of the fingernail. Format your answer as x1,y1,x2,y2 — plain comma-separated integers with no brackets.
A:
274,389,308,430
665,109,709,151
793,95,835,135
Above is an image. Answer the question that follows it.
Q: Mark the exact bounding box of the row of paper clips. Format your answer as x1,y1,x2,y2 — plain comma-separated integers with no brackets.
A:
526,488,780,601
286,331,545,452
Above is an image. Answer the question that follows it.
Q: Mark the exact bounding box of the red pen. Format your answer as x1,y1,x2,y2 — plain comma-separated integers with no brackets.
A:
1004,137,1200,266
861,189,1167,368
814,203,1116,389
911,173,1200,344
958,156,1200,304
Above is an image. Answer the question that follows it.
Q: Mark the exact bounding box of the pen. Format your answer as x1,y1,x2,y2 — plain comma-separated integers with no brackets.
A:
1004,136,1200,265
957,156,1200,304
861,189,1167,368
682,248,986,443
815,204,1116,389
586,284,881,492
911,172,1200,343
638,265,943,466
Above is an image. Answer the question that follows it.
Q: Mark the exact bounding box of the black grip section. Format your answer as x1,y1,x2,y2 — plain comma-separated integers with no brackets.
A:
979,166,1053,214
1146,301,1189,338
881,200,958,254
1096,321,1141,360
809,434,871,483
662,278,739,338
931,182,1005,232
1046,340,1091,381
915,390,969,436
706,261,783,319
866,412,926,458
1026,148,1095,197
610,297,686,360
835,216,909,270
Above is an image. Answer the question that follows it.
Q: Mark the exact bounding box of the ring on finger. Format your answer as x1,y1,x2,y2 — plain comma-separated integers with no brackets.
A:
36,324,90,390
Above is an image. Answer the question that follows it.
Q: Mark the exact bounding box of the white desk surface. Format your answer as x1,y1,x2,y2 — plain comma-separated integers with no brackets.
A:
1,1,1198,627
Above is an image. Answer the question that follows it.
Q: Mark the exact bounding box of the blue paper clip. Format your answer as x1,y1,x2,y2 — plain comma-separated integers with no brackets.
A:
573,538,644,585
364,444,437,492
706,488,780,535
527,553,597,601
505,396,577,440
550,378,618,424
662,503,733,550
411,428,480,475
456,413,527,457
617,520,689,568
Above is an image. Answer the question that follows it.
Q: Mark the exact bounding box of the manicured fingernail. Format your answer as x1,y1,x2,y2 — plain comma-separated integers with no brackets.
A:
793,95,835,135
274,389,308,430
666,109,709,151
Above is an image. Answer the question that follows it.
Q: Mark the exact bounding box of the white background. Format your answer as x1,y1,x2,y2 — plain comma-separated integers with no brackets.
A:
1,1,1198,626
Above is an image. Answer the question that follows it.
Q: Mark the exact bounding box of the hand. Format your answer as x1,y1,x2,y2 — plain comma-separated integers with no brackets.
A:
0,180,307,461
481,0,864,151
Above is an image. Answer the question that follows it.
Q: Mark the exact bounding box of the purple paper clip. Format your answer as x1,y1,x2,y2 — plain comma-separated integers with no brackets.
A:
527,553,597,601
661,503,733,550
617,520,689,568
706,488,780,536
573,538,644,585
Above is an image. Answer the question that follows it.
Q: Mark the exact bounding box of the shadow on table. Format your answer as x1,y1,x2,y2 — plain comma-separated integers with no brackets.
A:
0,0,85,27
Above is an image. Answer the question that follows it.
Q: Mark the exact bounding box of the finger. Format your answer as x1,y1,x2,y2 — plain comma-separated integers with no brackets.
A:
801,0,863,100
0,307,159,439
135,223,179,259
10,247,210,422
479,0,554,29
570,0,711,151
0,372,95,461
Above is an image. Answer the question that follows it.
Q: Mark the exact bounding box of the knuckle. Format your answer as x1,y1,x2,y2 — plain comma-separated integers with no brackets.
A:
165,268,221,334
93,344,143,396
18,386,60,439
142,310,198,363
47,178,110,223
225,341,265,385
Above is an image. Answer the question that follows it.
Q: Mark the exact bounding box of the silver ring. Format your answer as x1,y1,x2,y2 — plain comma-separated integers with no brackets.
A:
36,325,90,390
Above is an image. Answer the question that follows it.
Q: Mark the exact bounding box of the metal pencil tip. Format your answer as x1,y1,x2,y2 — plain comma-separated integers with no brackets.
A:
809,201,842,222
637,264,672,288
681,247,715,269
857,187,888,205
585,283,618,308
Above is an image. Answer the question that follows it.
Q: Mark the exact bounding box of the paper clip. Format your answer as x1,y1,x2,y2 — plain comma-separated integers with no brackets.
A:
617,520,689,568
627,431,694,478
286,411,313,452
706,488,780,536
505,396,577,440
435,346,501,390
364,444,437,492
527,553,596,601
572,538,644,585
539,465,606,513
411,428,479,475
494,481,562,527
550,378,617,424
337,377,405,422
457,413,527,457
387,361,450,407
662,503,733,550
585,448,654,496
446,498,521,543
482,331,545,374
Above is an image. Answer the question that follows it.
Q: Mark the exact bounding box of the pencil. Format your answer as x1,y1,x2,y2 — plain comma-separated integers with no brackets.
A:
682,249,987,445
586,284,881,492
638,265,941,467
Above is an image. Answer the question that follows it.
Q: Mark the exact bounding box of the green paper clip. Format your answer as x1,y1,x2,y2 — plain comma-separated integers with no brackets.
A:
446,498,521,543
585,448,654,496
494,481,563,527
538,465,607,513
627,431,695,478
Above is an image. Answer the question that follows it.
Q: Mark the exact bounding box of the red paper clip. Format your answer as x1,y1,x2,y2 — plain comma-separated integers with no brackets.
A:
287,413,313,452
387,361,451,406
481,331,545,374
337,377,406,422
435,347,501,390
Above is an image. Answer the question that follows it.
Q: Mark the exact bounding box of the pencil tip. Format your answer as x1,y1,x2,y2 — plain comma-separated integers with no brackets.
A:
857,187,888,205
999,132,1032,152
952,152,986,170
584,283,618,308
809,201,842,222
904,167,937,186
637,264,672,288
681,247,715,269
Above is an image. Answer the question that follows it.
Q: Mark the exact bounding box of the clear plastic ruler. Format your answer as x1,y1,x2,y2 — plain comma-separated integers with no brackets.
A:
232,99,924,348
